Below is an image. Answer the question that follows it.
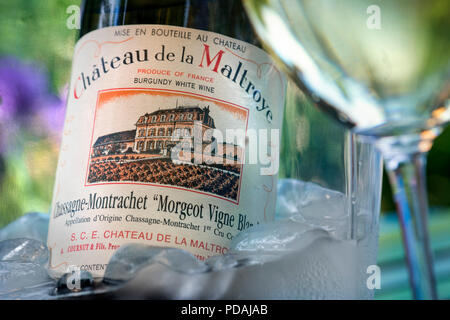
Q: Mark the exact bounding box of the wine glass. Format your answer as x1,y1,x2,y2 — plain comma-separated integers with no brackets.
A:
243,0,449,299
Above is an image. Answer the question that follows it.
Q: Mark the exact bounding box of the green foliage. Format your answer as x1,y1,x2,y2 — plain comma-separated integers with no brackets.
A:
0,0,80,90
0,136,59,226
0,0,80,226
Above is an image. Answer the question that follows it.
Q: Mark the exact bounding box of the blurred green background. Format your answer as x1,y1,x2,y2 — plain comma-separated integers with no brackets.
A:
0,0,77,224
0,0,449,299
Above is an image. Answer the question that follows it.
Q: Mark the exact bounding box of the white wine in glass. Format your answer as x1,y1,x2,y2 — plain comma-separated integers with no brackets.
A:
243,0,449,299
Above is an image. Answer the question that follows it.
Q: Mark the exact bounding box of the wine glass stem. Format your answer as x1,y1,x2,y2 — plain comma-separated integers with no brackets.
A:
385,152,437,300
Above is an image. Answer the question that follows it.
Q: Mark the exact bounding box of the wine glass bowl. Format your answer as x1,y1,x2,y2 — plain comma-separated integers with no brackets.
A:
244,0,450,138
244,0,450,299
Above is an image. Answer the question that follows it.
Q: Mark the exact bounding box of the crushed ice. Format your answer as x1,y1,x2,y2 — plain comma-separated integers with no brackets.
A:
0,179,378,300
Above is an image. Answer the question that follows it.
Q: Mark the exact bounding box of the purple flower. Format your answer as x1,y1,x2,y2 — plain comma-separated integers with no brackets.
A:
0,57,50,122
33,86,68,138
0,56,66,150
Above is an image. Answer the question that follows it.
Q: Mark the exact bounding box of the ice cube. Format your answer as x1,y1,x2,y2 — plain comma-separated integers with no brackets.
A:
0,238,48,265
0,262,52,293
103,245,232,299
0,282,55,300
230,220,326,254
217,219,371,299
104,244,209,283
276,179,350,238
0,238,53,297
222,233,364,299
0,212,49,243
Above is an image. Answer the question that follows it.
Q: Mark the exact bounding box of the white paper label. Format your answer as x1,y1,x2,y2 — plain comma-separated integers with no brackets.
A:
47,24,286,278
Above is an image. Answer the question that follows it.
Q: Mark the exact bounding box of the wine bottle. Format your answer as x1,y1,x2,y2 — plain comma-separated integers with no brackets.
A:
47,0,286,279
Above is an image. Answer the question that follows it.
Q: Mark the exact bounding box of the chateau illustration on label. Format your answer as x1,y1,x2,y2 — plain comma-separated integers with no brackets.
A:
86,89,248,202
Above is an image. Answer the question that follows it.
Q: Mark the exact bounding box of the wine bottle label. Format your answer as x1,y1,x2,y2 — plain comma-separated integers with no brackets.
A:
47,24,286,278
